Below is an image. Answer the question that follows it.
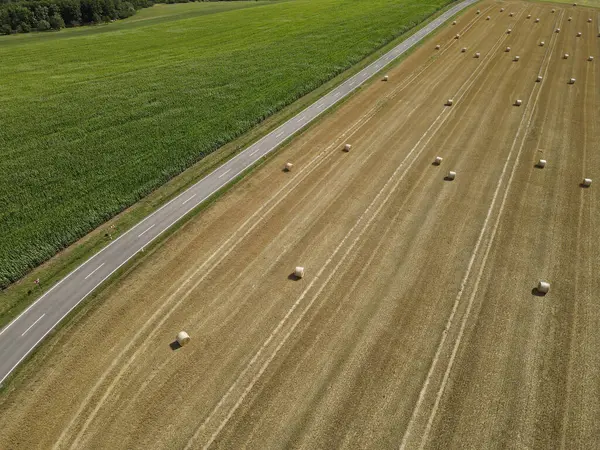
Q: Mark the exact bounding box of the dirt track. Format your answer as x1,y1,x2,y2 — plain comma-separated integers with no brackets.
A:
1,1,599,448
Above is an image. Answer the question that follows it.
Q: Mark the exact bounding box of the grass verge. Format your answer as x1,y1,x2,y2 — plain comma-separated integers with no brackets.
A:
0,0,474,393
0,0,456,288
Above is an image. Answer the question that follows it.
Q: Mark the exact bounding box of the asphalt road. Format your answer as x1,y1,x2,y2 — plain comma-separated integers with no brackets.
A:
0,0,478,386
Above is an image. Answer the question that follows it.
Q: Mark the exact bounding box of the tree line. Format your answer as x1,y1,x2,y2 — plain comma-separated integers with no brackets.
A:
0,0,242,35
0,0,149,34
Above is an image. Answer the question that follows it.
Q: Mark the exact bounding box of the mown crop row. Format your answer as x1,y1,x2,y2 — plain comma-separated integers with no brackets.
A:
0,0,453,289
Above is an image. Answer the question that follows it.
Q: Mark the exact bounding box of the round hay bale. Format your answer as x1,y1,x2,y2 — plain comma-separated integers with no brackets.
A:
507,28,512,34
383,75,389,81
453,20,457,25
577,31,582,37
537,75,543,82
588,18,592,23
515,99,523,106
540,41,545,46
564,53,569,59
446,99,454,106
582,178,592,187
461,47,467,52
434,156,443,165
294,266,305,278
555,28,561,33
569,77,576,84
476,9,480,14
568,17,572,21
535,18,540,23
537,159,547,168
435,44,441,50
588,56,594,61
506,46,511,52
537,281,550,294
176,331,191,346
474,52,481,58
486,16,491,20
552,8,556,12
344,143,352,151
446,171,456,180
509,12,514,17
573,2,577,5
500,7,505,12
514,55,520,61
285,162,293,171
455,33,460,39
527,14,531,19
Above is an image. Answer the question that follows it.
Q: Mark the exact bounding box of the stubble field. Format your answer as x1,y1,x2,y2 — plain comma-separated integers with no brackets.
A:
1,1,599,448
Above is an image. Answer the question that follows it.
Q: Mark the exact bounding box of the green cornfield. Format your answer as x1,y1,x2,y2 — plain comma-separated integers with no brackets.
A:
0,0,453,289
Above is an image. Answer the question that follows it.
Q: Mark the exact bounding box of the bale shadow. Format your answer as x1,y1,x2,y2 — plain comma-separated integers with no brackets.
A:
288,272,301,281
580,183,591,188
531,287,547,297
169,341,182,351
443,176,455,181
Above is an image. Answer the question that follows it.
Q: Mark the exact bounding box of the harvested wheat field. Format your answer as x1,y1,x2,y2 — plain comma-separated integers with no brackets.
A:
1,1,599,448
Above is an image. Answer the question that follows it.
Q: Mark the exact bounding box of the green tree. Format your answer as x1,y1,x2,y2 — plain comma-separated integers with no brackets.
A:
6,4,33,30
37,18,50,29
117,1,134,18
48,11,63,28
57,0,81,26
33,4,49,25
17,20,31,31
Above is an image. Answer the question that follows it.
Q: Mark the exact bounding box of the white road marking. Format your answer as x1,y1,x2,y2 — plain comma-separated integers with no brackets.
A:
218,169,231,179
249,149,260,156
21,314,45,337
137,224,155,238
182,194,196,205
275,131,284,138
298,115,306,122
84,263,105,280
334,92,341,97
317,104,325,109
0,0,480,388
